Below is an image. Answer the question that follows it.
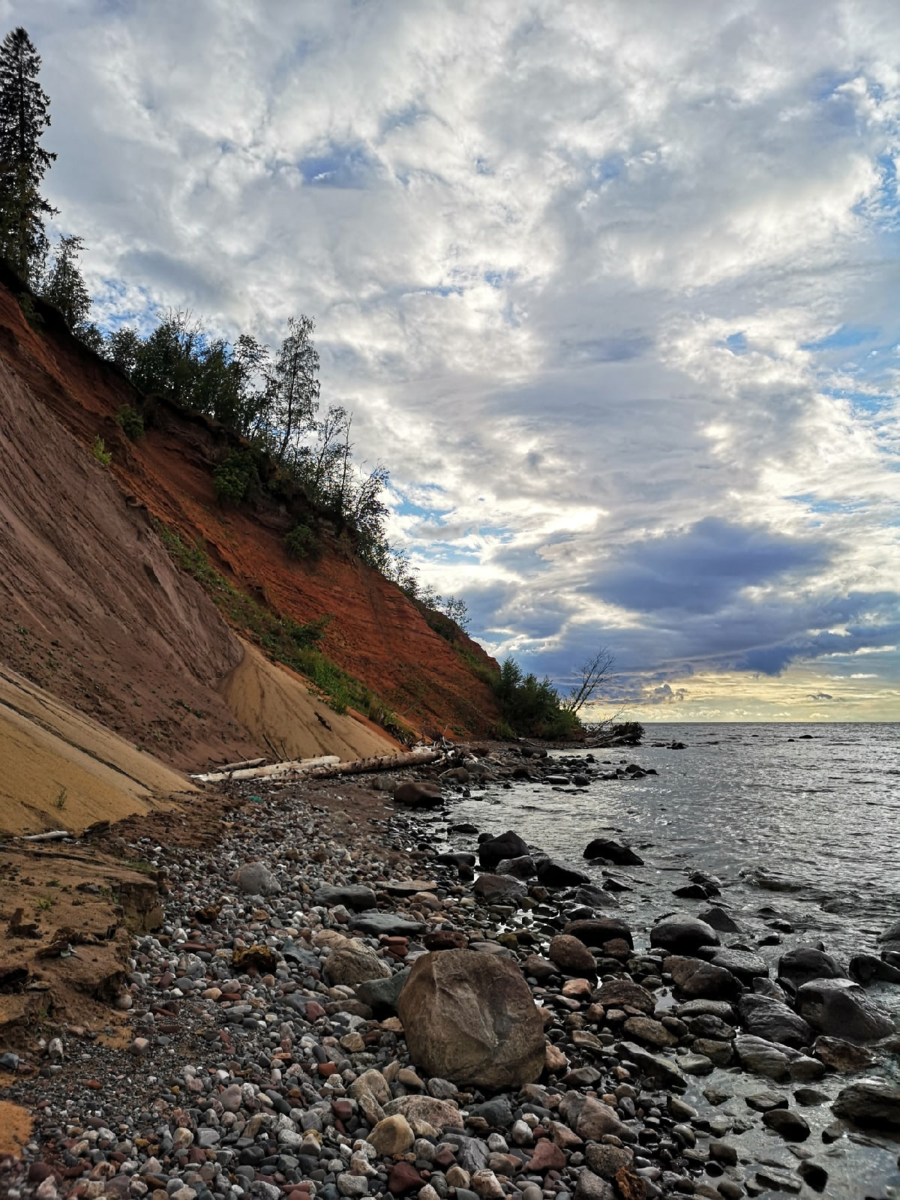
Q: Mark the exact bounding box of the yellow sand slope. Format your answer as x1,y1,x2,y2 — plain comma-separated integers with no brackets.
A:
0,664,193,835
221,641,399,763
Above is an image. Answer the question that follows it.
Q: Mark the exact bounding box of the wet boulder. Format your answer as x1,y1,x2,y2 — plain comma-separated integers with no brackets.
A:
739,994,813,1049
849,953,900,985
777,946,844,991
650,916,720,954
479,831,530,869
473,874,527,905
548,934,596,977
707,947,769,983
813,1035,877,1073
534,857,591,887
877,920,900,954
592,978,656,1014
397,949,546,1090
795,978,895,1042
700,906,742,933
394,781,443,808
494,855,536,879
582,838,644,866
833,1079,900,1129
563,917,633,949
733,1035,824,1083
665,955,742,1001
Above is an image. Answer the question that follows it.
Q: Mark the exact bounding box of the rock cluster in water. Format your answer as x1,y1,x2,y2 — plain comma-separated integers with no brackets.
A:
2,742,900,1200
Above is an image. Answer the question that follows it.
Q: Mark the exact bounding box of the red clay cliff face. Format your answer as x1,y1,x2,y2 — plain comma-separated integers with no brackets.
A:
0,279,501,766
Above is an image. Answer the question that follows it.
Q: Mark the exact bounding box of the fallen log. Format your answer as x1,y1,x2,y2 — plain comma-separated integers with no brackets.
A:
192,747,442,784
193,754,339,783
302,748,442,780
216,756,266,773
21,830,73,842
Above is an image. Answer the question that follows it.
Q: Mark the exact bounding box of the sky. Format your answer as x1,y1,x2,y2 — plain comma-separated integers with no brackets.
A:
10,0,900,721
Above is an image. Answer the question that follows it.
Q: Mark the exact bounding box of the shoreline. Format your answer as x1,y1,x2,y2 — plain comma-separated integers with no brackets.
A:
2,743,899,1200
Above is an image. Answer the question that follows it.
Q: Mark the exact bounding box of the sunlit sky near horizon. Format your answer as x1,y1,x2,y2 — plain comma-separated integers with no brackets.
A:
11,0,900,721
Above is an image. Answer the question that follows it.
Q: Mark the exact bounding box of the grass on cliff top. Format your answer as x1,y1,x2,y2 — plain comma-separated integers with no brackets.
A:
155,522,411,736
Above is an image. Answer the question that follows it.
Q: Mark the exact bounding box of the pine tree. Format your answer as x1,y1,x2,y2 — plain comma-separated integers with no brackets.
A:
41,234,91,330
0,27,57,280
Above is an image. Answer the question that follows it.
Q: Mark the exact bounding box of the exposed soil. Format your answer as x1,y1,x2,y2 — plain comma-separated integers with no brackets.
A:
0,839,170,1047
0,277,502,775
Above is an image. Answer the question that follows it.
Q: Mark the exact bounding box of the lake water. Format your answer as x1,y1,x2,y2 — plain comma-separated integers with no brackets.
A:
439,722,900,1199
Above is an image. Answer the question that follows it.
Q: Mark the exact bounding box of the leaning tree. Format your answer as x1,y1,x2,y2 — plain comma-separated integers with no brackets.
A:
0,27,56,280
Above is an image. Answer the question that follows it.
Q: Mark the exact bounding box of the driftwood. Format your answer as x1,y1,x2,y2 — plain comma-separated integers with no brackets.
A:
193,747,441,785
193,754,339,784
216,756,266,773
21,830,72,842
302,748,442,780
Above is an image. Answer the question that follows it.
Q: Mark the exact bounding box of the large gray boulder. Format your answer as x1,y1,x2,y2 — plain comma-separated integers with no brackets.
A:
313,884,377,910
473,874,527,905
795,978,894,1042
233,861,280,896
877,920,900,953
833,1079,900,1129
583,838,644,866
777,947,844,990
739,994,813,1049
397,949,545,1090
393,781,442,808
350,911,425,936
356,967,411,1016
733,1034,824,1082
535,857,591,887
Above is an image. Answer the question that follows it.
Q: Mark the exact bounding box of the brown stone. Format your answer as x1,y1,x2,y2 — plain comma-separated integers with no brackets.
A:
388,1162,422,1194
814,1035,877,1073
548,935,596,976
528,1139,566,1172
592,979,655,1014
397,950,546,1089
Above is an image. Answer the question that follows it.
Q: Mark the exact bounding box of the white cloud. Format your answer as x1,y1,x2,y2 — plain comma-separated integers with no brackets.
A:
12,0,900,718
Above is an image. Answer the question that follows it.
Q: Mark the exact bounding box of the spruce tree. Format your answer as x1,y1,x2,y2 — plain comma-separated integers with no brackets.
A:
0,27,56,280
41,234,91,330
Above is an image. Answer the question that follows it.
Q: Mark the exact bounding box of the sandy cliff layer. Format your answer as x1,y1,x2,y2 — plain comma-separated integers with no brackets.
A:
0,664,192,836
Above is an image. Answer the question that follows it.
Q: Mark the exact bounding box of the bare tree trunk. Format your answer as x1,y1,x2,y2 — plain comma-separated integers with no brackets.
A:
194,748,440,784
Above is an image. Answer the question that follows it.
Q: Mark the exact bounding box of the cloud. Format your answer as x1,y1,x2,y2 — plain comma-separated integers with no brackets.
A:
12,0,900,718
588,518,828,616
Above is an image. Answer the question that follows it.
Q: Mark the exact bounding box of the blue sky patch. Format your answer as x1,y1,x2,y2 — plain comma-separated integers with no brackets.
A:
298,143,377,188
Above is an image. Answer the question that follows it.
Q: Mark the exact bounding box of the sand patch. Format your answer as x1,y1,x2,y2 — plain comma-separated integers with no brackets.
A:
221,641,399,763
0,665,194,836
0,1101,32,1157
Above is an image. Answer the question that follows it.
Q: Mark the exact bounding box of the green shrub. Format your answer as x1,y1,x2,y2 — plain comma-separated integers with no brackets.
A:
492,656,583,740
115,404,145,441
284,522,320,560
213,451,259,505
91,435,112,466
